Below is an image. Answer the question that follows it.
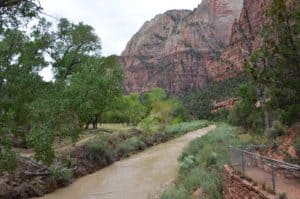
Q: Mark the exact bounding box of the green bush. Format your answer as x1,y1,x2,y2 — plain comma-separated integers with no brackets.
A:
179,155,196,170
180,76,246,120
50,164,73,185
265,120,287,139
161,124,238,199
280,105,300,125
117,136,146,156
211,108,229,122
160,186,189,199
164,120,209,136
295,145,300,157
138,120,210,147
0,143,17,172
206,152,218,167
85,137,114,163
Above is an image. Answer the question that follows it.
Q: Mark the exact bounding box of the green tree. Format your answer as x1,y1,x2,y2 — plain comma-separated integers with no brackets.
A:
122,93,146,124
228,83,264,131
0,4,120,169
0,0,41,32
27,82,80,165
138,88,182,133
142,87,167,113
246,0,300,128
0,19,52,138
102,93,146,124
51,18,101,80
180,77,245,119
68,56,123,129
0,2,52,169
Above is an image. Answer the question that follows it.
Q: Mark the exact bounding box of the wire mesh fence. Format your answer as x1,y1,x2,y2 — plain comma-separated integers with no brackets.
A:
229,146,300,194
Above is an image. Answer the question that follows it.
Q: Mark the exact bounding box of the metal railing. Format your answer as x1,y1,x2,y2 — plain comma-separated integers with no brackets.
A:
229,146,300,193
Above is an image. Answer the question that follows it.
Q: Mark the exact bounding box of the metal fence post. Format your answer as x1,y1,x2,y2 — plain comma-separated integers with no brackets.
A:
241,151,245,176
271,162,276,192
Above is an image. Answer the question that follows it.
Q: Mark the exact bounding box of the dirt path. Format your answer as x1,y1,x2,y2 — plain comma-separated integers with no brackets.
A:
245,167,300,199
35,125,216,199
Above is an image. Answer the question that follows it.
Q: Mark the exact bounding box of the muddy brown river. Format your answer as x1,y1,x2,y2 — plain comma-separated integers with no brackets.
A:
37,125,215,199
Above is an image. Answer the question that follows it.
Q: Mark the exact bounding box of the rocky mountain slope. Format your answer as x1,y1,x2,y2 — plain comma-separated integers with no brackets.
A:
206,0,272,80
120,0,273,94
120,0,243,94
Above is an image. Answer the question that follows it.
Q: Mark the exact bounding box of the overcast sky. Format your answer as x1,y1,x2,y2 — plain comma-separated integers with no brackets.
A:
40,0,201,56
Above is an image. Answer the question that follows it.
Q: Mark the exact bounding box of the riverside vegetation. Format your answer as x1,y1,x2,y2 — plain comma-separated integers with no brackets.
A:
0,0,188,172
160,0,300,198
0,0,299,198
0,1,207,197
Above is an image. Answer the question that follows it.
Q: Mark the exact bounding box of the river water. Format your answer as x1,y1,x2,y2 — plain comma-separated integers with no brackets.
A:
37,125,215,199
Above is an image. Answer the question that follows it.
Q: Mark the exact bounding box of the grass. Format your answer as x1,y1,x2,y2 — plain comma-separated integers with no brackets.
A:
140,120,210,146
164,120,210,135
116,136,146,156
77,121,211,167
160,123,243,199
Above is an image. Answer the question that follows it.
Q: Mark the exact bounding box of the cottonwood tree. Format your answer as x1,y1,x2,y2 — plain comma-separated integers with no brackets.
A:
0,1,124,169
67,56,123,129
0,1,50,170
51,18,101,80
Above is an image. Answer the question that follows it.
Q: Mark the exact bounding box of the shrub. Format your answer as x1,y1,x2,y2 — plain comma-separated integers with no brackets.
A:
164,120,209,136
265,120,286,139
206,152,218,167
160,186,189,199
117,136,146,156
295,145,300,157
212,108,229,122
161,124,236,199
50,164,73,185
0,144,17,172
179,155,196,170
137,115,161,134
85,137,114,163
236,134,253,145
180,76,245,120
280,105,300,125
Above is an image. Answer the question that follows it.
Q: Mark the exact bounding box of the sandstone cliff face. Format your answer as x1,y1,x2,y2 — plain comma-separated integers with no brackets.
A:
121,0,243,94
206,0,272,80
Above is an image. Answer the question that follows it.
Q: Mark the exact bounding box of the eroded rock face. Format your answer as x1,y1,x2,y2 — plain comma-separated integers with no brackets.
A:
206,0,272,80
121,0,244,94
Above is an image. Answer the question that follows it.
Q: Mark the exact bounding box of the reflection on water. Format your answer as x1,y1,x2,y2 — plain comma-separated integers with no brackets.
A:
36,126,215,199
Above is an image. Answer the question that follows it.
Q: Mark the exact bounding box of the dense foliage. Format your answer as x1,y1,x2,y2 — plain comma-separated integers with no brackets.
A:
229,0,300,134
83,120,210,163
0,1,124,170
181,76,245,119
0,0,186,171
160,124,244,199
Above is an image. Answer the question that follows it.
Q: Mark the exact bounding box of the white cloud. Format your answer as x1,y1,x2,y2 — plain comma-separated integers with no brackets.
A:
40,0,201,56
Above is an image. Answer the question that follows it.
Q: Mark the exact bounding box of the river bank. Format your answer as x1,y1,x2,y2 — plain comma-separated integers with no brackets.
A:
36,125,216,199
0,121,210,199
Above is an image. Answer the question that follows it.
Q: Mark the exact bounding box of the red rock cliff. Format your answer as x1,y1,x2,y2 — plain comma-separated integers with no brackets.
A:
121,0,280,94
121,0,244,94
206,0,272,80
